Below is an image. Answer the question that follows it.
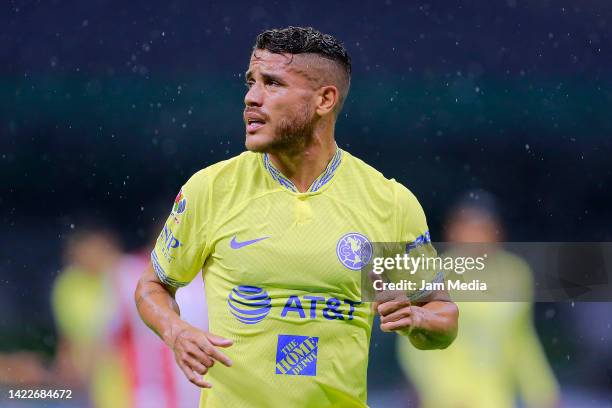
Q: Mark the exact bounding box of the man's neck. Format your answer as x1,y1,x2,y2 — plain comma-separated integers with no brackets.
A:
267,136,337,193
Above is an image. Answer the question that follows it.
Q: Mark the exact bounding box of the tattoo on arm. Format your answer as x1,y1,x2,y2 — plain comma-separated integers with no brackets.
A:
135,288,169,308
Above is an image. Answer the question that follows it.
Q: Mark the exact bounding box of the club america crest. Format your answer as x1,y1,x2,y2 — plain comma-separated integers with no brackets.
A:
336,232,372,270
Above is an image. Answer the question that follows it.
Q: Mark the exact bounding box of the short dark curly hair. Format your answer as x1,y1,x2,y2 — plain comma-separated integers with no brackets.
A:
254,26,351,75
254,26,351,113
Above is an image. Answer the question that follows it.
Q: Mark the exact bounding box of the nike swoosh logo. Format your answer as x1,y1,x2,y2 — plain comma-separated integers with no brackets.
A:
230,235,270,249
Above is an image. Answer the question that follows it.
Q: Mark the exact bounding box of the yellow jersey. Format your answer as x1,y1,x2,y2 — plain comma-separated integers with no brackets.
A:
152,148,434,407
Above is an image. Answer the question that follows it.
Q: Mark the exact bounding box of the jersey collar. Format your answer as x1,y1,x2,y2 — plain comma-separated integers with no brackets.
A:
263,147,343,193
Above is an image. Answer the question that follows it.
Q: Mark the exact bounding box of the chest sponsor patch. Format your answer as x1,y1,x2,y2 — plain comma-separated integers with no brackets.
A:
275,334,319,376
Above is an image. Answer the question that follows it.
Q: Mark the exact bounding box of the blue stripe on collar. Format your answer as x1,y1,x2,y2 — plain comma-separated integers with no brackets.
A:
308,148,343,192
263,147,343,193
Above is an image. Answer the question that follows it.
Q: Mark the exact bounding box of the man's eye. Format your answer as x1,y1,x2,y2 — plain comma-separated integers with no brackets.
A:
245,81,254,89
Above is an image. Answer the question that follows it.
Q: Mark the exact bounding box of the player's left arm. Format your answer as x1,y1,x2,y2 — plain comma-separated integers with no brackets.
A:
382,182,458,349
377,290,458,350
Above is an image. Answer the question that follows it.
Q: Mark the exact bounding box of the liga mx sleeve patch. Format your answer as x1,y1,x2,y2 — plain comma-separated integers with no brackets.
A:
275,335,319,376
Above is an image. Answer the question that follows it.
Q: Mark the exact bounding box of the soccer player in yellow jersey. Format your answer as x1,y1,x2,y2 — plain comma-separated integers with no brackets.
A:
135,26,458,407
397,191,559,408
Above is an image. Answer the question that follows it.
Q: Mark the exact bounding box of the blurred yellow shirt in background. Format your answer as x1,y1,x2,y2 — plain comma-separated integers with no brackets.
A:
52,266,129,408
397,250,559,408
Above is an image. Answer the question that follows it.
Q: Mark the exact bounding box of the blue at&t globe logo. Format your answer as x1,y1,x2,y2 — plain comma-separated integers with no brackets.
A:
227,285,272,324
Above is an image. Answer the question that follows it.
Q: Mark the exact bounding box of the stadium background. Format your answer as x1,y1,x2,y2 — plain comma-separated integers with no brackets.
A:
1,0,611,406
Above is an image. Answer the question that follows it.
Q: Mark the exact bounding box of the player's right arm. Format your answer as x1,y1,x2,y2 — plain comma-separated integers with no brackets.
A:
135,264,232,388
135,179,232,388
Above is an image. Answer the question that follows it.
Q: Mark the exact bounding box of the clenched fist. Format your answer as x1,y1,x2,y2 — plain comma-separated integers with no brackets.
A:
376,299,426,336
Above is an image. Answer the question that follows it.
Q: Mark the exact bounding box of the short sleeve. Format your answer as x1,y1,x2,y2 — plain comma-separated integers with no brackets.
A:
151,174,209,287
394,182,443,301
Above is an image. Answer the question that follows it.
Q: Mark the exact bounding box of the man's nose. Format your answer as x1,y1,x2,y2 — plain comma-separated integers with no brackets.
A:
244,83,263,107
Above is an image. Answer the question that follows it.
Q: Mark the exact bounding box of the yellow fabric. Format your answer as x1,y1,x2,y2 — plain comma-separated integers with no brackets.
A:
52,267,129,408
152,149,435,407
397,250,559,408
52,267,110,346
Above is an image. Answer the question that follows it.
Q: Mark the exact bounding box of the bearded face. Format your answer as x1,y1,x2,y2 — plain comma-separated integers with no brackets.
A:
243,50,319,154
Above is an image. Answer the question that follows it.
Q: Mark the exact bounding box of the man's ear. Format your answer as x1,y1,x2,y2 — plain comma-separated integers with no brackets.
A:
315,85,339,116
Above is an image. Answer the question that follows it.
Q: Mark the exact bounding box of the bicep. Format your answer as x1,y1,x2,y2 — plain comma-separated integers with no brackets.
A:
137,262,177,298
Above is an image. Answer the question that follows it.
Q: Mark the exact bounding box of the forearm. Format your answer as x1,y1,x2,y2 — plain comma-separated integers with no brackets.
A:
135,264,188,347
408,300,458,350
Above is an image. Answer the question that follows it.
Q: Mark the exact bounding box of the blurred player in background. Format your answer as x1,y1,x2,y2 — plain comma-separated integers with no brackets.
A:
53,221,209,408
113,217,208,408
397,190,560,408
52,226,129,408
135,26,458,407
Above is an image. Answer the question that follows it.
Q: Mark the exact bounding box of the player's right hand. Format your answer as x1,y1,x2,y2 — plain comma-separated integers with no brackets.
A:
169,322,233,388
